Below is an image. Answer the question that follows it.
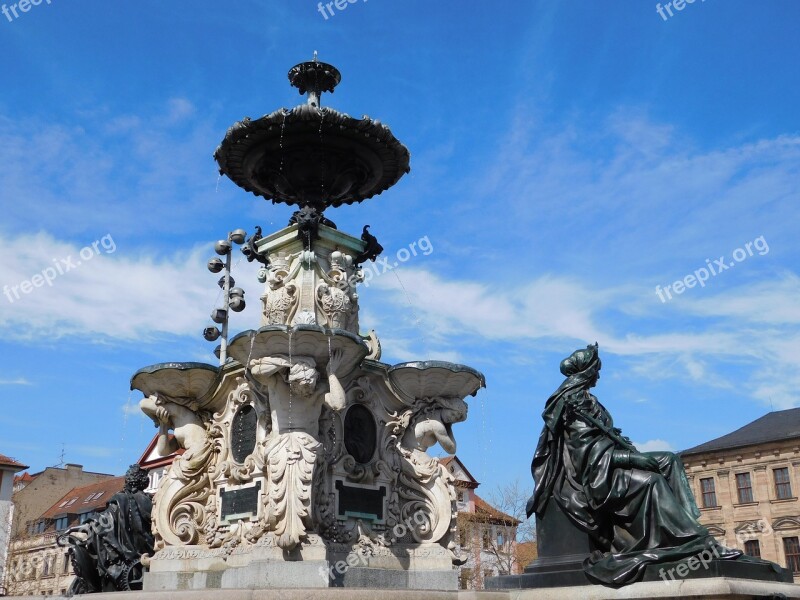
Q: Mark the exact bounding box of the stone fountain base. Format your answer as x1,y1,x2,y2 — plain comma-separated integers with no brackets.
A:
143,540,457,592
6,579,800,600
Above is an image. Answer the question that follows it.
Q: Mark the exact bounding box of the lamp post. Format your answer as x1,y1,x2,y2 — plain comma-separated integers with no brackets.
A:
204,229,247,365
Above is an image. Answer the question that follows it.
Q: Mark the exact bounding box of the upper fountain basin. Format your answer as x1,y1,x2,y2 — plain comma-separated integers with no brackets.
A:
214,58,410,213
214,104,410,212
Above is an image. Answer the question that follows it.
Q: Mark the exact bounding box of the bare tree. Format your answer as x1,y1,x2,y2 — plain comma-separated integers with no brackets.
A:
485,479,537,576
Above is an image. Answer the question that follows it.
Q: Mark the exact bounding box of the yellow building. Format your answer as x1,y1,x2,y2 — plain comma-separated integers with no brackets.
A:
682,407,800,581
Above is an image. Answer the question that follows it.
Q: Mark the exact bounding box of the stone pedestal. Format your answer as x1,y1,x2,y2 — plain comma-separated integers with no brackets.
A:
503,577,800,599
143,540,457,591
8,580,800,599
487,498,594,589
487,498,794,591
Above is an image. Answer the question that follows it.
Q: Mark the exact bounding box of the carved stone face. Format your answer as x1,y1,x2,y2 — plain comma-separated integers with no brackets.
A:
288,362,318,396
268,269,288,290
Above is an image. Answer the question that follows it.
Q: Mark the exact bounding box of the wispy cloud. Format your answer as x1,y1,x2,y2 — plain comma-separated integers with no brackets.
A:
0,378,32,386
370,265,800,408
0,231,262,342
634,439,675,453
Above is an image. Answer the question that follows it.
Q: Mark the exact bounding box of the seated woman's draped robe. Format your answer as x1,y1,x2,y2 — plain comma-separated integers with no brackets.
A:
527,347,743,585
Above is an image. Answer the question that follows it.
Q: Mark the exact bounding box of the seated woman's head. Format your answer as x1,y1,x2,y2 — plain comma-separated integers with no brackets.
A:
560,343,601,385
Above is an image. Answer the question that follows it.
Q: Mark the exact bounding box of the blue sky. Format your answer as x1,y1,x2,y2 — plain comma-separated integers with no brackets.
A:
0,1,798,499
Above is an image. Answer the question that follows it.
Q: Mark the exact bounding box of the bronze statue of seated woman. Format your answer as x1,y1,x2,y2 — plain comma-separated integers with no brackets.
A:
526,344,782,586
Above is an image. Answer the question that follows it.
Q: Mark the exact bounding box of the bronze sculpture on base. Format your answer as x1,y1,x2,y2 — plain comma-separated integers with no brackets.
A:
58,465,155,595
488,343,791,590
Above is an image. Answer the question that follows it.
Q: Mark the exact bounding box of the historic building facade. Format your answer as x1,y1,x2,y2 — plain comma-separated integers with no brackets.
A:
441,456,532,590
682,407,800,581
9,464,114,541
6,477,125,596
137,432,181,495
0,454,28,596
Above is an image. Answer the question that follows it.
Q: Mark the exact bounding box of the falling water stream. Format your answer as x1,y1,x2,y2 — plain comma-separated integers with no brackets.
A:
319,108,326,201
279,110,288,175
245,330,257,375
288,328,294,430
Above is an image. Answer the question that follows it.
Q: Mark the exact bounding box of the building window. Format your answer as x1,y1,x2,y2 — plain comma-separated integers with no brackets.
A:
43,556,51,576
744,540,761,558
700,477,717,508
79,512,95,524
63,554,70,573
459,567,473,590
482,528,491,549
497,531,505,547
774,467,793,499
736,473,754,503
784,537,800,573
33,520,47,534
55,517,69,531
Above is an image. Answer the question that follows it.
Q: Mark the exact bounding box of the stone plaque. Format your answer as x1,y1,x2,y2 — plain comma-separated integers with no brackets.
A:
220,482,261,522
335,480,386,521
343,404,377,464
231,404,258,463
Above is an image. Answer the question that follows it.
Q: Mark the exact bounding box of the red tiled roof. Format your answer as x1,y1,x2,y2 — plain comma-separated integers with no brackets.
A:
516,541,538,569
137,433,183,469
438,455,480,488
0,454,29,470
40,476,126,519
14,472,35,485
463,493,521,526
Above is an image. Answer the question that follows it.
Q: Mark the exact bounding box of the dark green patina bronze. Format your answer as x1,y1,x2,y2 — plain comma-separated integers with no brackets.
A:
489,344,791,589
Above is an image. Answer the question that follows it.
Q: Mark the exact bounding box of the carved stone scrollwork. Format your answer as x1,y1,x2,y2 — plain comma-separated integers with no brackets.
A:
209,379,265,485
139,394,216,550
317,282,353,329
265,431,322,550
261,257,299,326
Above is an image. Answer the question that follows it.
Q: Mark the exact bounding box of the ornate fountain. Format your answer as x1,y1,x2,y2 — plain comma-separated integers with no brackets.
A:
131,56,484,591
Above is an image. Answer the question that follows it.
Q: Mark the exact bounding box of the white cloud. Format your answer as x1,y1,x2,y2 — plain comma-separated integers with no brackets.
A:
0,378,32,386
633,439,676,453
0,231,263,342
370,265,800,408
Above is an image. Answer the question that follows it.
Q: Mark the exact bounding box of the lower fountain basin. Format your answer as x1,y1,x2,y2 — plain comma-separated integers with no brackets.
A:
130,362,221,407
228,324,369,376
